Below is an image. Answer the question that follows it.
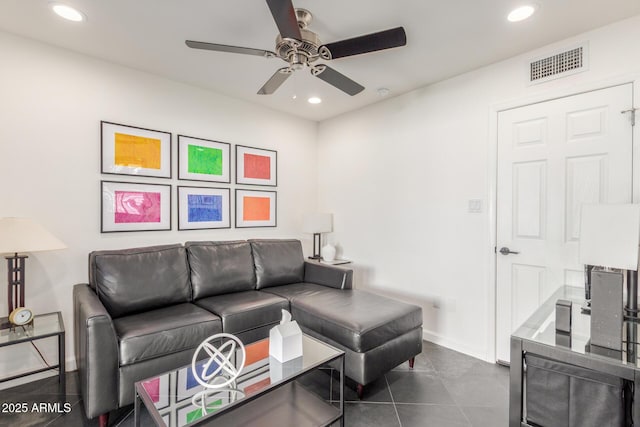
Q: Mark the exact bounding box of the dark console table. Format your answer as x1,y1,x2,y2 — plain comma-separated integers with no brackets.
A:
510,286,639,427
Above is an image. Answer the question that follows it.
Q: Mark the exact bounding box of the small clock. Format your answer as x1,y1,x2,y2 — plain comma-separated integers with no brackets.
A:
9,307,34,326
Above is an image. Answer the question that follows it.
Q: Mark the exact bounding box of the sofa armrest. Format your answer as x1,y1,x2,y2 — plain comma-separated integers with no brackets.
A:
303,261,353,290
73,284,119,419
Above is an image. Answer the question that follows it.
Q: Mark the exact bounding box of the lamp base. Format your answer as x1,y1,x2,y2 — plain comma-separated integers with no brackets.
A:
0,316,12,330
6,254,27,318
590,269,624,351
311,233,322,259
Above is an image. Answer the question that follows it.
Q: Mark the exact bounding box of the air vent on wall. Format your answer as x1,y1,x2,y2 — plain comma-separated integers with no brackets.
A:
529,43,588,84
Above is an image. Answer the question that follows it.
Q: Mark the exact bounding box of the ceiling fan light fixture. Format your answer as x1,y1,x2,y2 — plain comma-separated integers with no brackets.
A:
50,3,86,22
307,97,322,104
507,5,537,22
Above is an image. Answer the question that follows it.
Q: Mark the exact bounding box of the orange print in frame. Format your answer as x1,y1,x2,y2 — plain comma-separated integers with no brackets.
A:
243,196,271,221
114,133,161,169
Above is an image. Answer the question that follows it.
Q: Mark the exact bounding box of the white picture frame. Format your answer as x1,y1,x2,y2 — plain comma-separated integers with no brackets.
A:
235,145,277,186
178,186,231,230
101,181,171,232
235,189,276,228
101,121,172,178
178,135,231,183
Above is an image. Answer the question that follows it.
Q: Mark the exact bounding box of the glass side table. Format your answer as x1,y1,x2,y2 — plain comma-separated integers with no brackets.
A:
509,286,640,426
0,311,65,392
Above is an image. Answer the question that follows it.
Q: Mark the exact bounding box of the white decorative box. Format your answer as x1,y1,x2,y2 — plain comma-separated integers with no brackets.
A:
269,310,303,363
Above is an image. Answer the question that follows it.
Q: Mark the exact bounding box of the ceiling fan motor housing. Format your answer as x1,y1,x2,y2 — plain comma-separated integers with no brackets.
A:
276,28,321,69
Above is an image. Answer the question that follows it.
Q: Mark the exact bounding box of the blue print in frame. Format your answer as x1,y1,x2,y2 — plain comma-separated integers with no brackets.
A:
188,194,223,222
178,186,231,230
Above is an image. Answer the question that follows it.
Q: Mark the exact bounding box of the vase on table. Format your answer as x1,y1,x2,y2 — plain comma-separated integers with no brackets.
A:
322,244,336,262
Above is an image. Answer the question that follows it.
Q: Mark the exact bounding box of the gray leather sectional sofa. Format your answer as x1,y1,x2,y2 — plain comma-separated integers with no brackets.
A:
73,239,423,425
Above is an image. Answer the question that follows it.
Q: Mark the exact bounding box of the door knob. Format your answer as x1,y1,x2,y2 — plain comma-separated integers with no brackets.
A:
499,247,520,255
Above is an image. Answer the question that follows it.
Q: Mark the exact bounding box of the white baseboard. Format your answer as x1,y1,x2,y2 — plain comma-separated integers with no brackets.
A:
422,329,492,363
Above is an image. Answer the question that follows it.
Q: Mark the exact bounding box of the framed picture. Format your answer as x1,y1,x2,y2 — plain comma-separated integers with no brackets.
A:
178,135,231,183
178,186,231,230
101,121,172,178
101,181,171,232
177,396,229,425
235,145,277,186
235,189,276,228
140,375,169,410
176,361,209,402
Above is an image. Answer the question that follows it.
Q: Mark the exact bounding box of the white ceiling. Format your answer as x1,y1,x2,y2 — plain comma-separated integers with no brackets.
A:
1,0,639,121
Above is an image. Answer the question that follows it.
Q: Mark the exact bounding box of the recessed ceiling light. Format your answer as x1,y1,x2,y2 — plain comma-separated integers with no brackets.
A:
377,88,390,97
50,3,86,22
507,5,536,22
308,97,322,104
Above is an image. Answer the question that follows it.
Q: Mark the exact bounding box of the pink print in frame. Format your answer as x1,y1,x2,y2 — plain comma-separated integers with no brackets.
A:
114,191,161,223
101,181,171,232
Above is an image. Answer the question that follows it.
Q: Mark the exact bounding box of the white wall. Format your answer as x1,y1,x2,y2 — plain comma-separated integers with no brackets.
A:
317,15,640,361
0,31,317,387
2,13,640,391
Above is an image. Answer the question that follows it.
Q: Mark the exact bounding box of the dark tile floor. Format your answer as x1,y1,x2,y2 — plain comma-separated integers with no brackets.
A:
0,341,509,426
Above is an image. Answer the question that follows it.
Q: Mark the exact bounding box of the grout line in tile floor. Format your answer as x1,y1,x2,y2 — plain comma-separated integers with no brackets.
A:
385,374,402,427
438,371,473,426
115,409,135,427
392,402,461,406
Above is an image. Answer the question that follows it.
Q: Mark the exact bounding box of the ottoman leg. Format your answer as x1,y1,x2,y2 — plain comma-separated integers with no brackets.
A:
409,357,415,369
357,384,364,399
99,413,109,427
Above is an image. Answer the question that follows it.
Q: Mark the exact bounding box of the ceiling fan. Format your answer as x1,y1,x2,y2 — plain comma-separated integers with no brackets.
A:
185,0,407,96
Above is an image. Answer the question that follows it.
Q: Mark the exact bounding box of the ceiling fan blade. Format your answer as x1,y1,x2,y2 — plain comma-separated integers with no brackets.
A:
265,0,302,40
320,27,407,60
311,65,364,96
257,67,293,95
186,40,275,58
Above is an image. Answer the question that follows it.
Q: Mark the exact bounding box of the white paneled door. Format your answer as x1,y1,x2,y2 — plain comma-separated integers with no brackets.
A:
496,84,634,363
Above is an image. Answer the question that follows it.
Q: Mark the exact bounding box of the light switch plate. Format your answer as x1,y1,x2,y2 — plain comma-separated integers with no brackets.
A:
468,199,483,213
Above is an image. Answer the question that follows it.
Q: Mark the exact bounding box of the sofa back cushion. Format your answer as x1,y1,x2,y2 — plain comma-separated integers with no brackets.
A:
185,241,256,299
89,244,191,318
249,239,305,289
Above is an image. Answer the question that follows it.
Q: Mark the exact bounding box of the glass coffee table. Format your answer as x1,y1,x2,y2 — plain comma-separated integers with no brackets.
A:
134,333,344,427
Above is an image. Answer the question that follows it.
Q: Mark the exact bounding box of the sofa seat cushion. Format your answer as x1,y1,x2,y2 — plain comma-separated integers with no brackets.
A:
261,282,338,301
113,303,222,366
291,290,422,353
195,291,289,336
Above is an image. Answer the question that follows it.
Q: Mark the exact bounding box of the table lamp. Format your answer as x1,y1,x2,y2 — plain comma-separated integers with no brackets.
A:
0,217,66,329
303,213,332,260
579,204,640,351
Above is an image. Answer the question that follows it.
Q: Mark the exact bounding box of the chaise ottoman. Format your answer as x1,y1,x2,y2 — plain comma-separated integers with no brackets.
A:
267,284,423,397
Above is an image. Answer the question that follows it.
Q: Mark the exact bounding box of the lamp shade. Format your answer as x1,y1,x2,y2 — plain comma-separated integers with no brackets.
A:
0,217,67,255
303,213,333,234
579,204,640,271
